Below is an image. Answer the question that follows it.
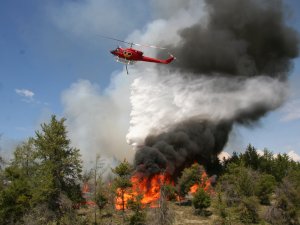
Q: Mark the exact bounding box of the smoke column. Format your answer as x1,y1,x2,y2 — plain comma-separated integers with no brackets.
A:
127,0,299,178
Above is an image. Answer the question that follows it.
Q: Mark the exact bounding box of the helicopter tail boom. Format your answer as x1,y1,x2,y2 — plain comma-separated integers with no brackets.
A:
141,54,175,64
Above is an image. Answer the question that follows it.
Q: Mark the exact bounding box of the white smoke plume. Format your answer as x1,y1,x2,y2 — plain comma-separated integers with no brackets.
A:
61,74,136,164
127,71,288,146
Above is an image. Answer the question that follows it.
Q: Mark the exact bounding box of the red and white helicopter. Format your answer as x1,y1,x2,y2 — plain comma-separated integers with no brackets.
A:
103,36,175,74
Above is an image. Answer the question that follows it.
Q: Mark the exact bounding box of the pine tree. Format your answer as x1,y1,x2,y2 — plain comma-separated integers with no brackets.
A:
112,159,133,218
255,174,276,205
12,138,37,177
243,144,260,170
127,194,146,225
192,188,211,216
0,139,35,224
177,163,205,197
32,115,83,217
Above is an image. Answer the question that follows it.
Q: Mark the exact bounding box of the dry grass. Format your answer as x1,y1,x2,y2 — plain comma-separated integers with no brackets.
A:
78,201,218,225
77,197,275,225
170,202,217,225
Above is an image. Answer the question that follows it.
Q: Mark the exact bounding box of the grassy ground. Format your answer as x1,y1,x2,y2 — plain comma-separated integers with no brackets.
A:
77,195,275,225
78,203,212,224
170,203,217,225
78,200,219,224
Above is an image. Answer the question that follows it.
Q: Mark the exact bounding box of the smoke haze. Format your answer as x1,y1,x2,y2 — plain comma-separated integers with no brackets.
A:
62,76,135,164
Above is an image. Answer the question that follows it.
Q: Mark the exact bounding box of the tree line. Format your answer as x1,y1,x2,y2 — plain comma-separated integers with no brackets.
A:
0,115,299,224
214,144,300,224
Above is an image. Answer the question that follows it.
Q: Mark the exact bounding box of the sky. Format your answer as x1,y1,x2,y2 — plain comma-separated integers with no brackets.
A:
1,0,300,162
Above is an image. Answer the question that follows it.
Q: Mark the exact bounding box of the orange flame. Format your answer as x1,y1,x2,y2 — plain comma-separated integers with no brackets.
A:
115,173,172,210
115,166,213,210
188,171,212,194
80,182,96,207
82,182,90,193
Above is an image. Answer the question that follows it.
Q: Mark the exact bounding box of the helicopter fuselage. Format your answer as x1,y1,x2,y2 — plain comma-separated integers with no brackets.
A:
110,47,174,64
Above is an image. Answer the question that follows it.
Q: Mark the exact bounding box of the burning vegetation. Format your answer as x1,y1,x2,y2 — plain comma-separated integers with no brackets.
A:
115,173,172,210
114,162,213,211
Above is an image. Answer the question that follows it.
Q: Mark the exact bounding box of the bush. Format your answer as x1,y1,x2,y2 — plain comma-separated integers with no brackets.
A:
265,176,300,225
265,205,286,225
239,197,259,224
192,188,211,216
161,184,177,201
95,191,108,210
255,174,276,205
19,204,56,225
216,192,227,219
127,195,146,225
177,163,205,197
220,163,258,206
128,211,146,225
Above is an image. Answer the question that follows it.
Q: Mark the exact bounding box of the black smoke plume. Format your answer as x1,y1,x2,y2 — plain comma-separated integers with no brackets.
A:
135,120,232,178
169,0,299,79
133,0,299,178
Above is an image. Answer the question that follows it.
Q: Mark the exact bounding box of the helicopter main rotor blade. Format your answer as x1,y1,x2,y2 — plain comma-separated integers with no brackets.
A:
133,43,167,50
99,35,132,45
100,35,167,50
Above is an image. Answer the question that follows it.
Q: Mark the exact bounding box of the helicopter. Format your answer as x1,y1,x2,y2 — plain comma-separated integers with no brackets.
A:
102,36,175,74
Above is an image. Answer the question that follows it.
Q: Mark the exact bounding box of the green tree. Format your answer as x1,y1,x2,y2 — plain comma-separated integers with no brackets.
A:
11,138,37,177
259,148,275,174
0,171,31,224
192,188,211,216
206,157,224,175
161,184,177,201
223,151,241,168
95,175,108,224
0,116,84,224
215,192,228,221
112,160,133,215
272,153,292,182
265,171,300,225
220,163,258,206
96,189,108,212
127,194,146,225
32,115,83,218
242,144,260,170
0,139,35,224
255,174,276,205
239,197,259,224
268,170,300,224
177,163,205,197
